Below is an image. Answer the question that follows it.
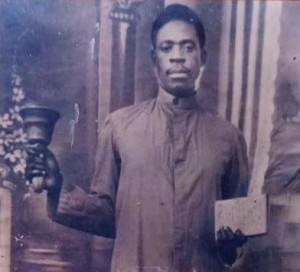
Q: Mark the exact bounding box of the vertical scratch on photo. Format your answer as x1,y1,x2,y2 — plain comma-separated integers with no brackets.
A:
90,38,95,60
69,103,80,148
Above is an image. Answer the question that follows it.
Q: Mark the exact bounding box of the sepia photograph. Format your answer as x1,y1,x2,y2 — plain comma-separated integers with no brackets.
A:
0,0,299,271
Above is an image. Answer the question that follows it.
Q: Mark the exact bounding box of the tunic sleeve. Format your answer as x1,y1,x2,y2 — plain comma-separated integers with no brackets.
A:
218,130,249,269
221,129,249,199
47,115,120,238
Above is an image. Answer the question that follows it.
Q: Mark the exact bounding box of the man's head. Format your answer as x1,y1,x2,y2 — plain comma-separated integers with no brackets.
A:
151,4,206,97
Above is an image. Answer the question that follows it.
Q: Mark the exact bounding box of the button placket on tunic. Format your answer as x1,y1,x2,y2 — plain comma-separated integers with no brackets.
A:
173,103,190,271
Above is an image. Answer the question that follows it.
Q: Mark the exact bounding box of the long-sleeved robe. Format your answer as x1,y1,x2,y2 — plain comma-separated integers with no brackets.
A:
48,90,248,272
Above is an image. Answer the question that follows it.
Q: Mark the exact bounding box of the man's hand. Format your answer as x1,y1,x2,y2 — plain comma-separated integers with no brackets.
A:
25,143,62,193
216,226,247,266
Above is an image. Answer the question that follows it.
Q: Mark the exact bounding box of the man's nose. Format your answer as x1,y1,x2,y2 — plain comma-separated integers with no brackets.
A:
170,46,185,63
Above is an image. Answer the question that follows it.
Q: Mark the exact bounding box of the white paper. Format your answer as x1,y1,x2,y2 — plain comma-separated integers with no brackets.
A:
215,194,267,236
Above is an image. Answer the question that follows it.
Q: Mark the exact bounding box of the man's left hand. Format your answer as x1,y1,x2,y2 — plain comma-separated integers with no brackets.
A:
216,226,247,266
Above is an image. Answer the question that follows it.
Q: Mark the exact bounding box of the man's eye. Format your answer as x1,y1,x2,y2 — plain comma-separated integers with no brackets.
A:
182,44,195,53
159,44,173,52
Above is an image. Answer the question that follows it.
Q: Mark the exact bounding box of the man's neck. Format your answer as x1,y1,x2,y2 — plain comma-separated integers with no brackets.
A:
157,87,198,109
158,87,197,101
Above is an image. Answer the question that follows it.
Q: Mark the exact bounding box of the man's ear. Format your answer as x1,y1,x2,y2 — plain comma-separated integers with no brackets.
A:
201,49,207,66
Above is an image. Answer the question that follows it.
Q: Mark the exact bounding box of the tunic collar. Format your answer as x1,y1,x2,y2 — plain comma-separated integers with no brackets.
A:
156,88,199,109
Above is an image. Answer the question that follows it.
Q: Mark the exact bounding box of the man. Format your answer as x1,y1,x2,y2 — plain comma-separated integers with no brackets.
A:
26,4,248,272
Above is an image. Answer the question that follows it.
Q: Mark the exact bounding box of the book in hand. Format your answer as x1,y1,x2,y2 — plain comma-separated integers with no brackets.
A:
215,194,267,236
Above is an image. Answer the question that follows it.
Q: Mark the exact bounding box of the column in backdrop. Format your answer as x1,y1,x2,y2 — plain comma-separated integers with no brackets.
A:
92,0,146,270
218,1,283,270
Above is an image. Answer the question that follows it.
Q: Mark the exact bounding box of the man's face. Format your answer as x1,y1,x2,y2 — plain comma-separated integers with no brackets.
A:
153,20,203,97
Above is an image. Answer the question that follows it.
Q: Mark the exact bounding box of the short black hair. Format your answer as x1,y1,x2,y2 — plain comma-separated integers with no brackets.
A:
151,4,206,50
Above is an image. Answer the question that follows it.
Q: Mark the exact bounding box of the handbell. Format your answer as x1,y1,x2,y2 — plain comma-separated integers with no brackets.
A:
20,103,60,193
20,103,60,145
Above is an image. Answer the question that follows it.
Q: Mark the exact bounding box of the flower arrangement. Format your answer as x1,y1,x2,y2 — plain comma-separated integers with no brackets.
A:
0,73,27,185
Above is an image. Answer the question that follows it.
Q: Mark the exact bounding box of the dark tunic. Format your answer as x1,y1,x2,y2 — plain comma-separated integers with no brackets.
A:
48,90,248,272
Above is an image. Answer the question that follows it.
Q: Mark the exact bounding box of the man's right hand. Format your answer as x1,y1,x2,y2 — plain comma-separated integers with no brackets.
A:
25,143,63,193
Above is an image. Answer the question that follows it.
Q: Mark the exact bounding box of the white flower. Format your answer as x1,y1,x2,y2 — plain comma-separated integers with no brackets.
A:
9,105,20,114
13,164,25,175
3,140,11,147
0,114,13,128
14,132,27,143
12,88,25,102
19,157,26,167
14,75,22,86
4,153,16,163
11,74,22,86
13,149,22,158
14,105,21,112
9,110,22,122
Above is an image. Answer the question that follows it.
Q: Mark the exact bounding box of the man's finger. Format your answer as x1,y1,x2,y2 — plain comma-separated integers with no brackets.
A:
26,145,46,158
25,169,47,180
217,230,223,242
26,148,45,157
25,143,45,150
235,229,244,236
26,154,45,164
25,164,47,174
234,229,247,246
26,163,46,171
217,227,228,242
224,227,235,240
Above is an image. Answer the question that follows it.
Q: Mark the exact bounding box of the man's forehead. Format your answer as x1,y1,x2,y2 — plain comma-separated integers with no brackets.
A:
156,20,198,44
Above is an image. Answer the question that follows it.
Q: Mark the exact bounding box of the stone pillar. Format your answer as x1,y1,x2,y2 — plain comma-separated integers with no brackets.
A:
97,0,143,122
109,0,142,112
0,188,12,272
217,1,282,195
97,0,114,127
249,1,282,194
217,3,283,270
92,1,145,270
218,0,233,119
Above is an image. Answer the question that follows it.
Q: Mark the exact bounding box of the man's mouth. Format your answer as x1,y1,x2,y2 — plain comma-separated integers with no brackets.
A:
168,71,189,79
167,68,190,79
